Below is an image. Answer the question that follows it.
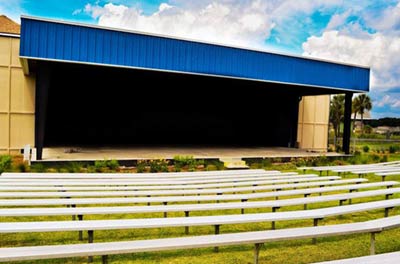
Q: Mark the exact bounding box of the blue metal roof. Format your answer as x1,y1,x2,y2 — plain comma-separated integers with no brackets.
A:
20,16,369,92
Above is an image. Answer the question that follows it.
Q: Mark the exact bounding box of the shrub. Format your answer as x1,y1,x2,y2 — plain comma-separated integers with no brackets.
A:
0,155,12,174
370,154,380,162
16,162,29,172
205,164,218,171
31,163,45,172
107,160,120,170
149,159,169,173
136,160,147,173
380,155,388,163
94,159,120,172
362,145,370,153
66,162,85,173
353,150,361,156
173,155,203,171
389,145,399,154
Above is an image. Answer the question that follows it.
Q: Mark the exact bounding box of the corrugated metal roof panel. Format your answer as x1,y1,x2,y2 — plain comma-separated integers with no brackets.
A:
20,16,370,92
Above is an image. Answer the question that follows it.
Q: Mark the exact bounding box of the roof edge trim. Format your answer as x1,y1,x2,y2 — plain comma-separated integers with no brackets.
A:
21,55,368,94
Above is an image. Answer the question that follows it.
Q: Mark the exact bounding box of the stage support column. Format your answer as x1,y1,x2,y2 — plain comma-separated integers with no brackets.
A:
35,62,51,160
342,92,353,154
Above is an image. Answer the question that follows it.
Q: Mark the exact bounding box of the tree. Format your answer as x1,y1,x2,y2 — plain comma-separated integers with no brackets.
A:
330,95,345,139
353,94,372,130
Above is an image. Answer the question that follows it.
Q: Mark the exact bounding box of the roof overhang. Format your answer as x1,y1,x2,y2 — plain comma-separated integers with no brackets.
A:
19,16,370,93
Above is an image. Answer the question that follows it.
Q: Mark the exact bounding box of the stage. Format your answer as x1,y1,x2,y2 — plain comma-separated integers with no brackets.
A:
37,146,343,162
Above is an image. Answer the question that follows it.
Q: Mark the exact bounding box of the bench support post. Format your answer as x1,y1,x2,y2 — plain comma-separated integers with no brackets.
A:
370,232,376,255
271,207,279,230
163,202,168,218
312,218,322,244
102,255,108,264
384,207,394,217
254,243,263,264
185,211,189,234
78,215,83,241
214,225,220,253
385,194,393,200
88,230,94,263
241,199,247,214
304,194,310,210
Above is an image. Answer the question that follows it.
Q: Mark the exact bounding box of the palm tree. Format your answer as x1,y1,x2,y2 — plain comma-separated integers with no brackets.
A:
352,94,372,130
330,95,345,138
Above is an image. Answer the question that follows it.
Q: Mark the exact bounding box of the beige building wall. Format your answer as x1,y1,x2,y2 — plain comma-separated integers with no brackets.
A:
0,35,35,155
297,95,330,152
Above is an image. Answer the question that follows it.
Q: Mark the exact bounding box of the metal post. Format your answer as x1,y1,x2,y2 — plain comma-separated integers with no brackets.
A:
88,230,94,263
241,199,247,214
102,255,108,264
312,218,321,244
78,215,83,241
304,194,310,210
185,211,189,234
343,92,353,154
254,243,263,264
214,225,220,252
370,232,376,255
163,202,167,218
384,207,393,217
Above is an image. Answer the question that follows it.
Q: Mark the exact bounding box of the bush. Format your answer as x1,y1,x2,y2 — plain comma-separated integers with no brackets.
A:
66,162,85,173
16,162,29,172
380,155,388,163
94,159,120,172
389,145,399,154
30,163,45,172
173,155,203,171
0,155,12,174
370,154,380,162
205,164,218,171
362,145,370,153
149,159,169,173
136,160,147,173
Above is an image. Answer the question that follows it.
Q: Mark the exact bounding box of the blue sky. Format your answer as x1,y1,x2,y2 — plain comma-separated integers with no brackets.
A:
1,0,400,118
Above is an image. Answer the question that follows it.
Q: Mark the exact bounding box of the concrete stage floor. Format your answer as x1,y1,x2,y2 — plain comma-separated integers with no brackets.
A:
39,146,342,161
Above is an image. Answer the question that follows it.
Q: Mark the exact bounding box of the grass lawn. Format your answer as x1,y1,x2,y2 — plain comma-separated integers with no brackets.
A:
1,171,400,263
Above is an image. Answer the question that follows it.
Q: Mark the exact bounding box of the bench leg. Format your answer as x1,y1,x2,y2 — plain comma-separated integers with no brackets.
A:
214,225,220,252
147,195,150,206
163,202,168,218
254,243,263,264
241,199,247,214
304,194,310,210
370,232,376,255
384,207,393,217
102,255,108,264
185,211,189,234
271,207,279,230
385,194,393,200
88,230,94,263
312,218,320,245
78,215,83,241
71,204,76,221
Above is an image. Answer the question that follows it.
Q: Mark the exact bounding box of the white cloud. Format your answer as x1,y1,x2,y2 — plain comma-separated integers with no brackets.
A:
376,94,400,109
84,1,277,48
302,30,400,91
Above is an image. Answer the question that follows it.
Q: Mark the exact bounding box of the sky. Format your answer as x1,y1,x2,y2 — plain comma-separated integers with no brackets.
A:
1,0,400,118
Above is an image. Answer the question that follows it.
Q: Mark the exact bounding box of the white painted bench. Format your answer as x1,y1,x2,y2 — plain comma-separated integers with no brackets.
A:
2,198,400,239
312,251,400,264
0,175,340,187
1,215,399,264
376,171,400,182
0,178,367,192
0,181,395,198
0,169,269,178
1,187,399,210
0,174,315,185
0,171,293,181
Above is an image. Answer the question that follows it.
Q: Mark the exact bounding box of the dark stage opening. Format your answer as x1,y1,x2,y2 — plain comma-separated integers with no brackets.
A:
40,62,324,148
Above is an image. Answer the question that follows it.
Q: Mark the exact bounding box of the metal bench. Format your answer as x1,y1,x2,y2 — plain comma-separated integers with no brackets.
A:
312,251,400,264
1,215,399,264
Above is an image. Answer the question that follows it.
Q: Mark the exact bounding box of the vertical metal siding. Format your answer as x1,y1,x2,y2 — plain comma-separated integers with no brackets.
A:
20,18,370,92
